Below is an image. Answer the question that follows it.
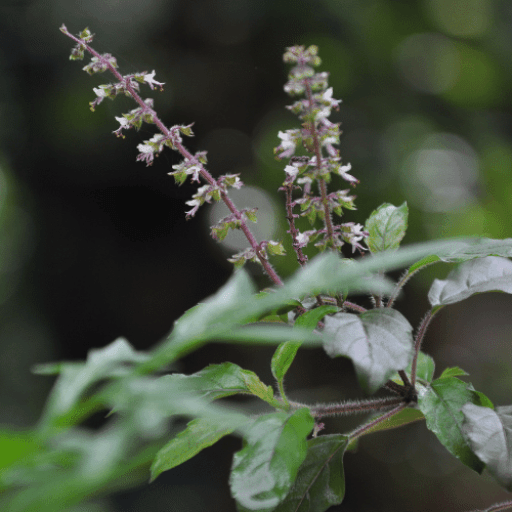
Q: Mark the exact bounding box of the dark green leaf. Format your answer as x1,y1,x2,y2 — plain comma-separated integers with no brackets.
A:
230,408,314,511
462,404,512,491
417,377,491,473
322,309,414,394
365,202,408,253
273,435,348,512
428,256,512,311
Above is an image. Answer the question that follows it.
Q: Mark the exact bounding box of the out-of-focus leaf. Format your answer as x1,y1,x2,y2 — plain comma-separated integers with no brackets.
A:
230,408,314,511
462,404,512,491
213,324,322,347
365,202,408,253
417,377,493,473
0,430,41,490
428,256,512,311
408,238,512,275
323,309,414,394
36,338,149,430
273,435,348,512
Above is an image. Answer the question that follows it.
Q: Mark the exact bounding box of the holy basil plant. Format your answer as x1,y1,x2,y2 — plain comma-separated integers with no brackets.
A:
1,29,511,512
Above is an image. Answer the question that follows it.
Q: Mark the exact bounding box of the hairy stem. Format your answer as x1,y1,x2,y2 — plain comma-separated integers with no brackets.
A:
348,402,407,440
411,309,437,386
290,396,403,419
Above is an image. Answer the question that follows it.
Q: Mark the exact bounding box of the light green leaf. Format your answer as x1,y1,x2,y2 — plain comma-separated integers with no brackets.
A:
428,256,512,311
365,202,408,253
323,309,414,394
230,408,314,511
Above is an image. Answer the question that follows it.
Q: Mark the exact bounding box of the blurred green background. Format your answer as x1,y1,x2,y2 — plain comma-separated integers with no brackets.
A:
1,0,512,510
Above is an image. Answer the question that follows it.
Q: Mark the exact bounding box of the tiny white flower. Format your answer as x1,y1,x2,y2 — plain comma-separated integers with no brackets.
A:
338,163,358,183
143,70,165,90
136,142,153,154
93,86,109,98
284,165,299,178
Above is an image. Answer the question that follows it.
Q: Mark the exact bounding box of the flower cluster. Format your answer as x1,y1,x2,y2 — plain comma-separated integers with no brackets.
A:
61,25,284,285
275,45,368,256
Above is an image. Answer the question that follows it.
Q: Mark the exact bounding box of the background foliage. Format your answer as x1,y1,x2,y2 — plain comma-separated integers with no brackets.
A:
1,0,512,510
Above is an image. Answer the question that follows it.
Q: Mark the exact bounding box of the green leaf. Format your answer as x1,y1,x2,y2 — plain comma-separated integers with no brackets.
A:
273,435,348,512
390,351,435,384
428,256,512,311
462,404,512,491
271,342,302,384
251,298,302,323
294,305,339,330
438,366,469,379
365,202,408,253
270,308,339,393
408,237,512,275
417,377,491,473
322,309,414,394
171,362,278,405
230,408,315,511
150,416,246,482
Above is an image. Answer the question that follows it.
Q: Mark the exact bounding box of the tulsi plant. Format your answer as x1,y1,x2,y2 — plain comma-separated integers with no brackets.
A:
1,26,512,512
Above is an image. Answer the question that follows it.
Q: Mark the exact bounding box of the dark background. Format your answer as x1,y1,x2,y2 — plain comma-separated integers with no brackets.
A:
1,0,512,510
